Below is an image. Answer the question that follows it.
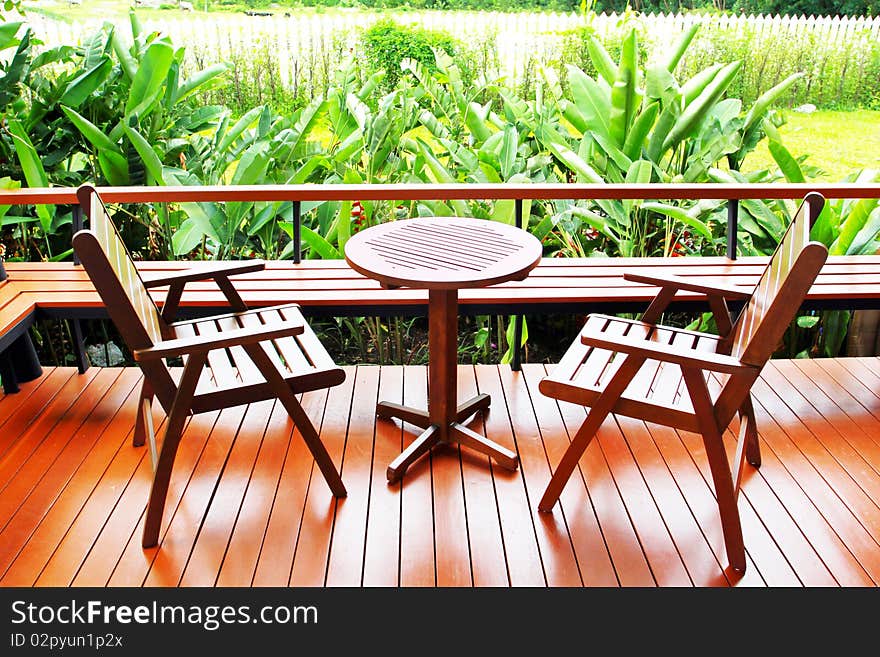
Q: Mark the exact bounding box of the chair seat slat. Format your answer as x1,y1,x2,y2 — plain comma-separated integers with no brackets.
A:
216,315,263,384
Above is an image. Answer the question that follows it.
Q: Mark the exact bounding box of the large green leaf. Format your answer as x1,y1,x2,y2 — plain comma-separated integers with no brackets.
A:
768,140,805,183
662,61,741,153
810,206,838,247
171,218,206,257
123,124,165,185
300,226,341,259
609,31,640,149
565,65,611,140
173,63,228,104
61,105,122,153
641,201,713,240
499,125,518,179
664,23,699,72
742,72,805,134
490,172,532,225
439,137,480,172
215,106,263,154
592,131,632,173
177,202,220,246
109,23,136,81
416,140,470,216
0,21,23,49
847,206,880,255
464,101,492,143
6,120,53,232
587,35,617,86
538,127,604,183
0,177,21,225
60,57,112,108
832,198,879,255
622,159,653,217
645,65,678,103
623,101,659,161
125,39,174,118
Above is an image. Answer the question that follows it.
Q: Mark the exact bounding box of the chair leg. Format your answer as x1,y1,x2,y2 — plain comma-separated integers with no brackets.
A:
243,344,346,498
741,396,761,467
133,379,154,448
278,389,347,497
539,353,646,513
682,368,746,573
142,352,204,549
538,405,610,512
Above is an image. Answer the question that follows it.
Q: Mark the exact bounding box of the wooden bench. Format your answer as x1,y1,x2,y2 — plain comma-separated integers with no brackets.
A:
2,254,880,391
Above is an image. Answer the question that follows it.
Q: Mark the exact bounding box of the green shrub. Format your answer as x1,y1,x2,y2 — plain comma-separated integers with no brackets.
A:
361,19,462,90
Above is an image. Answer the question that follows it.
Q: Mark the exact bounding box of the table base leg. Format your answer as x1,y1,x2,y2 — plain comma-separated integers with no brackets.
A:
387,425,441,483
382,393,518,483
377,401,430,429
450,422,518,470
457,393,490,422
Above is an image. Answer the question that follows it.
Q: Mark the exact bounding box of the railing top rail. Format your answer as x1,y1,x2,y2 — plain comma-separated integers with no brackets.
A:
1,183,878,206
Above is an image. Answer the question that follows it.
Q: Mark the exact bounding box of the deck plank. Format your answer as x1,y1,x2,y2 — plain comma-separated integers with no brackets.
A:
0,368,119,539
498,366,582,586
474,365,546,586
215,400,287,587
0,369,141,585
398,365,436,587
3,360,880,588
458,366,508,587
521,364,616,586
361,367,404,587
180,400,276,586
288,368,354,586
432,369,471,587
250,390,325,587
325,366,380,587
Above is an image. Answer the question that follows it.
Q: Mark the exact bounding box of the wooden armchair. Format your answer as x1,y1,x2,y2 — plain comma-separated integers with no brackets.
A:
538,193,828,574
72,185,346,548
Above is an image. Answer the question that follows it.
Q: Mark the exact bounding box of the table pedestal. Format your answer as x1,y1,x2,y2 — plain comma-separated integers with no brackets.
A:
379,289,519,483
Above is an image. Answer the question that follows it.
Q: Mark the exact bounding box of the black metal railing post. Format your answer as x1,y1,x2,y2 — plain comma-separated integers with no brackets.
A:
72,204,83,266
292,200,302,264
511,198,525,371
70,203,89,372
727,199,739,260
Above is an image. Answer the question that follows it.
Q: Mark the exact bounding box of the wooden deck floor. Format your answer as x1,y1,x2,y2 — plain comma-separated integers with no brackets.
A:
1,358,879,588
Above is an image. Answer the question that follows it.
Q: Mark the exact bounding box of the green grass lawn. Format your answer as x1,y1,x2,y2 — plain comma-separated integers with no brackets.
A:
742,109,880,182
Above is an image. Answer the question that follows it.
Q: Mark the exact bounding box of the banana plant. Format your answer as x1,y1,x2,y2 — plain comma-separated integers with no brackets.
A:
539,23,805,258
60,12,227,190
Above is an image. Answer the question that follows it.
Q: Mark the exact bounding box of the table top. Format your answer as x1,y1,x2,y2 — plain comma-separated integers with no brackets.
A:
343,217,543,290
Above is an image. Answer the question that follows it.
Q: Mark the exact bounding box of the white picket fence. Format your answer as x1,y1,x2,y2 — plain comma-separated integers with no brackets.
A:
21,9,880,103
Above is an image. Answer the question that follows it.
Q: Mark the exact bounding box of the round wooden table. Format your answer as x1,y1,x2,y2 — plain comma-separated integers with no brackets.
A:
344,216,543,482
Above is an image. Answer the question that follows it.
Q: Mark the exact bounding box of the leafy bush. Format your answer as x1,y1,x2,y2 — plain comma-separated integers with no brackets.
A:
360,19,462,89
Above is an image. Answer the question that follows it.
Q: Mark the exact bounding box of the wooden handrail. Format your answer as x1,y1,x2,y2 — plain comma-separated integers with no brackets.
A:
5,181,878,373
0,182,879,205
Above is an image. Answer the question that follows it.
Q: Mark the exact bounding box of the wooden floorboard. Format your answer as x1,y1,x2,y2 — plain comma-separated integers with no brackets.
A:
2,359,880,588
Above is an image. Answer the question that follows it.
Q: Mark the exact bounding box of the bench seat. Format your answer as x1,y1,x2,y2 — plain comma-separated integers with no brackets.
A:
5,255,880,321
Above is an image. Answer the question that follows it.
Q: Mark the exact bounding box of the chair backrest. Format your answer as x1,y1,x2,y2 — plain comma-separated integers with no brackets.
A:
72,185,177,406
726,192,828,367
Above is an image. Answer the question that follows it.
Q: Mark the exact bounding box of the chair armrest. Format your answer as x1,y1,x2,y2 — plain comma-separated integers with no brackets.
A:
133,319,303,361
145,261,265,320
141,260,266,288
580,326,753,374
624,272,752,300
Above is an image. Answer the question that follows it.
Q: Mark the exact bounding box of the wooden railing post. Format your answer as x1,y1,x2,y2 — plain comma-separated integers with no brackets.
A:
727,199,739,260
511,198,525,371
